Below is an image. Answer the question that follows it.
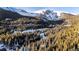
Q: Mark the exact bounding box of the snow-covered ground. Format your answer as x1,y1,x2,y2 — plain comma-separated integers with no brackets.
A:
13,28,47,34
0,44,5,49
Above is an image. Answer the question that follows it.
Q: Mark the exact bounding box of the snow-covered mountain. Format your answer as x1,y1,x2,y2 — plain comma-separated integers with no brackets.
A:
35,9,59,21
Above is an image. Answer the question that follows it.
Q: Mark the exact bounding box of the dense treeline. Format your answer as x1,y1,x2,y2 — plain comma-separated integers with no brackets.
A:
0,24,79,51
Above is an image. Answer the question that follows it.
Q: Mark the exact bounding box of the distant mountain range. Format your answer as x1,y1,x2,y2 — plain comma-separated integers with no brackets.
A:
0,7,77,21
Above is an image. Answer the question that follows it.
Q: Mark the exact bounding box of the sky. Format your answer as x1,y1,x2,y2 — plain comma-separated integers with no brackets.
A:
17,7,79,15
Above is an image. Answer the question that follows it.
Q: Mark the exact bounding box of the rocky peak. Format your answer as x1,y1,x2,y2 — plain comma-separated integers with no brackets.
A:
40,10,59,21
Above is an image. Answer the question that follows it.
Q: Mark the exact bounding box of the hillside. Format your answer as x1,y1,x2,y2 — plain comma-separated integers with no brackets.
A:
0,8,23,20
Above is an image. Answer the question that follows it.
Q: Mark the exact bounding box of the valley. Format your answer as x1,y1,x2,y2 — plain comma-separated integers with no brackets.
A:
0,7,79,51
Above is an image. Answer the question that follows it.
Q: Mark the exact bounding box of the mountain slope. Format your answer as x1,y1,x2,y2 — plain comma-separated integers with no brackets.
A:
0,7,41,20
0,8,24,20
